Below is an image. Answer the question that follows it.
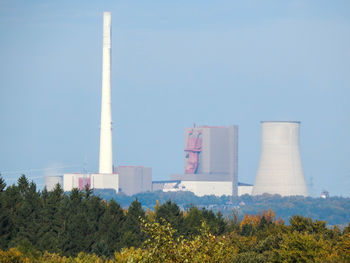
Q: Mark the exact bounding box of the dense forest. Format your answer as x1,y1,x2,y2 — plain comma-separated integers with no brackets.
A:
0,175,349,262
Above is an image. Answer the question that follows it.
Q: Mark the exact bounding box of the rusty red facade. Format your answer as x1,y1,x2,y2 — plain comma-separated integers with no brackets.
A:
184,129,203,174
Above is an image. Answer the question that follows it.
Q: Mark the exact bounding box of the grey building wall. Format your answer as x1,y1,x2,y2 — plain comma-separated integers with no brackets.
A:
179,125,239,196
117,166,152,196
184,126,238,175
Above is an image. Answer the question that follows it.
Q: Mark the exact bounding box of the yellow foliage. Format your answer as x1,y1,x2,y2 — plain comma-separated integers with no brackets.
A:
240,214,260,228
263,208,276,222
137,218,238,262
40,251,67,263
122,208,127,216
0,248,31,263
336,233,350,262
72,252,105,263
240,209,277,228
114,247,144,263
273,231,336,262
145,208,156,222
154,200,160,211
182,223,237,262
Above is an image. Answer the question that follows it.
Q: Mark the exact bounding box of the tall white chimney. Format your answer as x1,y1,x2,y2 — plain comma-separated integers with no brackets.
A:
252,121,308,196
99,12,113,174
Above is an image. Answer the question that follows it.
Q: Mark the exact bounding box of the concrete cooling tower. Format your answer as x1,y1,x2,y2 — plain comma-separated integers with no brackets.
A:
252,121,308,196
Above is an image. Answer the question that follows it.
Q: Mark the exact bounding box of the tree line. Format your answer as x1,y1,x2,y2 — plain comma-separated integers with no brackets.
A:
96,188,350,226
0,175,227,257
0,175,349,262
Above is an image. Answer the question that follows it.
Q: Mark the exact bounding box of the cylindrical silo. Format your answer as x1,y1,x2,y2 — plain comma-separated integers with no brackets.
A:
252,121,308,196
45,176,63,192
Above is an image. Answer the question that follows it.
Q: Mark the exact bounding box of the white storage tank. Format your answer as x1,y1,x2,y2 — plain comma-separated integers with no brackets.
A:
253,121,308,196
45,176,63,191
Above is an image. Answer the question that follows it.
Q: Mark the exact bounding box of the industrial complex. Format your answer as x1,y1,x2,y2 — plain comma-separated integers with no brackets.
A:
45,12,308,198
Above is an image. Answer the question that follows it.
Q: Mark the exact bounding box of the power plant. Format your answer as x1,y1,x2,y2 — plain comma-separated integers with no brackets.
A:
45,12,309,198
252,121,308,196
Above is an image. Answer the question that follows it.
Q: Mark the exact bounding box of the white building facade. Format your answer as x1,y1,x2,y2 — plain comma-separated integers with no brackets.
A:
63,173,119,192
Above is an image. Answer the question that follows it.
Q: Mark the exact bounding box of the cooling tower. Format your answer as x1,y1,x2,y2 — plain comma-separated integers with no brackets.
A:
252,121,308,196
99,12,113,174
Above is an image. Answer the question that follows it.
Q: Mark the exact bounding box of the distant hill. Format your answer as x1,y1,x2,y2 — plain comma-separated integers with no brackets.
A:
93,190,350,226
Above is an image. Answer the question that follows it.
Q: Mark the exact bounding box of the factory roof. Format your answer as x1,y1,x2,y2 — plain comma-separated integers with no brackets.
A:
152,180,181,184
238,182,253,186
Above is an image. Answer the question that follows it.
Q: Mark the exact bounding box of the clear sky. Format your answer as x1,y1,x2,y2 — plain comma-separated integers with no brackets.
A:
1,0,349,196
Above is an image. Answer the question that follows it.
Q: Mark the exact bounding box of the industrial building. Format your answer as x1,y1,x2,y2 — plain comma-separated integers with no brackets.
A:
237,182,253,196
166,125,239,197
63,173,118,192
152,181,253,197
44,176,63,191
62,166,152,195
252,121,308,196
116,166,152,195
47,12,152,195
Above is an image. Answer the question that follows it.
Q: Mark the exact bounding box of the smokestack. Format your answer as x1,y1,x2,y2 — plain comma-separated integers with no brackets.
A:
252,121,308,196
99,12,113,174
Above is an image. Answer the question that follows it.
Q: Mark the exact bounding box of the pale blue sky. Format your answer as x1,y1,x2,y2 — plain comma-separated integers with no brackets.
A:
1,0,349,196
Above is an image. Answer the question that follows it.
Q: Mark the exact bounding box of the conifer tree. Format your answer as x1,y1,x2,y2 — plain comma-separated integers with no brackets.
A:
0,175,8,249
95,199,125,255
12,180,41,247
120,199,145,248
58,188,89,256
38,184,64,252
83,190,105,252
156,200,184,234
183,206,203,236
17,175,29,196
0,184,21,250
